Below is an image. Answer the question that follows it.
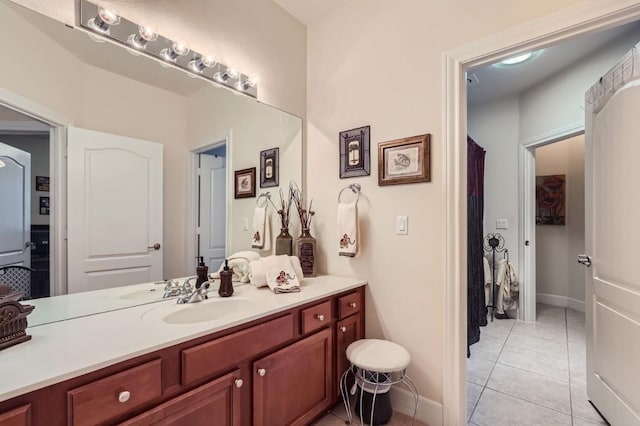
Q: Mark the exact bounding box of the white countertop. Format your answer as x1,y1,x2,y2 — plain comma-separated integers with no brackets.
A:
0,275,366,402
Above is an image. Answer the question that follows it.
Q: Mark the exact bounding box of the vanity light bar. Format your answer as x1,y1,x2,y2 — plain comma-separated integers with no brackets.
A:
79,0,258,98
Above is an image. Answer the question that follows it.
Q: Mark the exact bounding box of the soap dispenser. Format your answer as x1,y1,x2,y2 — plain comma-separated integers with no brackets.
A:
195,256,209,289
218,259,234,297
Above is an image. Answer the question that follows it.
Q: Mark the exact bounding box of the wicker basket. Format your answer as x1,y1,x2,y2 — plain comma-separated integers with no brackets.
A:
0,300,35,351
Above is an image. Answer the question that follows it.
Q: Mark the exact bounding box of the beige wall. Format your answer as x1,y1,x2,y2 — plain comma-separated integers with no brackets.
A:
307,0,592,404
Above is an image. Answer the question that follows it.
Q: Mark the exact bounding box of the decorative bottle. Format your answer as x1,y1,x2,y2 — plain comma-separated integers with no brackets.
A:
296,228,316,277
275,228,293,256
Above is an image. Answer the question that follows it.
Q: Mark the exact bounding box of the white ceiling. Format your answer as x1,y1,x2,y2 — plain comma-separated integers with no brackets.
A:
468,21,640,106
272,0,345,25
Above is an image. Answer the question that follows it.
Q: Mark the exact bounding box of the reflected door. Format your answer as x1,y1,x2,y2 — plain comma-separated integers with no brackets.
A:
67,127,163,293
0,142,31,268
199,153,226,271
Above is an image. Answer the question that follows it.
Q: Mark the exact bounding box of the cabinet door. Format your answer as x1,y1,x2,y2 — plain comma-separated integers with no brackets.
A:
336,314,362,397
121,370,243,426
0,405,30,426
253,328,332,426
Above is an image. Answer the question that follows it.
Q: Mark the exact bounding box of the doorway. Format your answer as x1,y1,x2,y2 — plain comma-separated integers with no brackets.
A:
443,3,640,424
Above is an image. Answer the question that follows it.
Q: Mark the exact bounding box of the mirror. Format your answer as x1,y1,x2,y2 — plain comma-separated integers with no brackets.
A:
0,0,302,326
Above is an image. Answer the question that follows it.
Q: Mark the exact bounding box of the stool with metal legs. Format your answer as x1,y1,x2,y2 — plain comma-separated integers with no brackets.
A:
340,339,419,425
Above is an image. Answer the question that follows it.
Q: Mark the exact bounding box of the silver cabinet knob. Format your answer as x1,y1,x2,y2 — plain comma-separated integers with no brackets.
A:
348,302,357,308
235,379,243,388
148,243,161,250
340,326,347,333
316,314,325,321
258,368,266,377
118,391,131,403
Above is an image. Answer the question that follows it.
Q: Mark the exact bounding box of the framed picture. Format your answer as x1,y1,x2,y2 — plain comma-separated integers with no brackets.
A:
36,176,49,192
536,174,566,225
260,147,279,188
378,134,431,186
234,167,256,199
39,196,50,215
339,125,370,178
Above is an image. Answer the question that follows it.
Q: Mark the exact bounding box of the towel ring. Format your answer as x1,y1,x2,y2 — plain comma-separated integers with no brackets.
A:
338,183,361,203
256,192,271,206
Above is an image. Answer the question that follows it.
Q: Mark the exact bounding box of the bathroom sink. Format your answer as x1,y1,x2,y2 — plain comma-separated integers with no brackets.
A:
143,297,262,325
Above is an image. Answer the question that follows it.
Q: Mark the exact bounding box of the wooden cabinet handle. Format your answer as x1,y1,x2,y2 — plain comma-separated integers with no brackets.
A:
340,326,347,333
235,379,243,388
118,391,131,403
349,302,357,308
258,368,266,377
316,314,325,321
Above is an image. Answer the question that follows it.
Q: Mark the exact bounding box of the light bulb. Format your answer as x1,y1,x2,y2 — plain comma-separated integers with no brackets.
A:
189,55,216,73
127,24,158,49
160,41,190,62
227,68,239,79
214,67,240,83
87,7,120,34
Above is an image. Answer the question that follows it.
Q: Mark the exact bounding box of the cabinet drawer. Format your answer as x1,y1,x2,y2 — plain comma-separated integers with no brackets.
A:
301,301,332,334
67,359,162,426
182,314,294,386
0,404,30,426
338,292,361,319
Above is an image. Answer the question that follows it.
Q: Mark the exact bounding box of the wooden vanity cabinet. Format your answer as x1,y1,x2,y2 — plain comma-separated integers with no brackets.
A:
335,290,364,397
0,405,30,426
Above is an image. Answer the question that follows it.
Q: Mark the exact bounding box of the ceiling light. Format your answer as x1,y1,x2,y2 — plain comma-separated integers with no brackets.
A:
189,55,216,73
235,76,258,91
214,67,239,83
0,159,5,168
160,41,189,62
127,24,158,50
87,7,120,35
493,50,542,68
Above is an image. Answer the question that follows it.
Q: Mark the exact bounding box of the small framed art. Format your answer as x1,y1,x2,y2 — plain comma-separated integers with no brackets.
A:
36,176,49,192
339,125,370,178
378,133,431,186
260,147,279,188
39,196,50,215
234,167,256,199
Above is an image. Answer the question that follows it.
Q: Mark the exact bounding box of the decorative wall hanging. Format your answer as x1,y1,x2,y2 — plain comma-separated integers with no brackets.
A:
35,176,49,192
536,174,565,225
260,147,279,188
378,134,431,186
39,197,50,215
339,125,371,178
234,168,256,199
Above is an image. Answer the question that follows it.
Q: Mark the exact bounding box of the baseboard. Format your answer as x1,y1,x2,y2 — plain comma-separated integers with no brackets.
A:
537,293,585,312
390,387,443,426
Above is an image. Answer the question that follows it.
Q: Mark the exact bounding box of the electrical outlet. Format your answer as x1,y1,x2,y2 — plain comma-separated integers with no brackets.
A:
242,218,249,231
496,218,508,230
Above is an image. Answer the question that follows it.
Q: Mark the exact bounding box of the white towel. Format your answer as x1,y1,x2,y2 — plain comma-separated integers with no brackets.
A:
211,251,260,283
337,201,358,257
251,206,270,251
250,255,304,287
261,255,301,293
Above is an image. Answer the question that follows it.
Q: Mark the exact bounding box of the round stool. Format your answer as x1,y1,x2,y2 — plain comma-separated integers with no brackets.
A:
340,339,418,425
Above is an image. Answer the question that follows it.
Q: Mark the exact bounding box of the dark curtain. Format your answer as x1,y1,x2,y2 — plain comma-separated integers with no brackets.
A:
467,136,486,354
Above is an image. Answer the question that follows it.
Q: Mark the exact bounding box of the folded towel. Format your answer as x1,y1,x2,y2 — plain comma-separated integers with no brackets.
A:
211,251,260,283
337,201,358,257
261,255,301,293
250,255,304,287
251,206,271,251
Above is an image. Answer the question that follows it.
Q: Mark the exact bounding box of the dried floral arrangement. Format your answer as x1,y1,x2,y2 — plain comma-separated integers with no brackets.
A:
269,186,294,230
290,182,315,230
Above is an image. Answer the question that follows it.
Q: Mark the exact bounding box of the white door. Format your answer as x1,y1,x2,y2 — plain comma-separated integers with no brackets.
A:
0,142,31,268
67,127,163,293
584,45,640,425
198,153,226,271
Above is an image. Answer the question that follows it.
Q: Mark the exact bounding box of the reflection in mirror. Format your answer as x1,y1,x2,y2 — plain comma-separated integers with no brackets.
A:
0,0,302,326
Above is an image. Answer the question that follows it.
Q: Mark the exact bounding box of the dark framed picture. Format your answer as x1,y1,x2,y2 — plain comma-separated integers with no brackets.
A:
36,176,49,192
234,167,256,199
260,147,279,188
536,175,565,225
339,125,370,178
39,196,50,215
378,134,431,186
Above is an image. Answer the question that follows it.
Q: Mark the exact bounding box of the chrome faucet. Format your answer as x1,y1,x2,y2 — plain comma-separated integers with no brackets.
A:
177,277,210,304
162,279,181,298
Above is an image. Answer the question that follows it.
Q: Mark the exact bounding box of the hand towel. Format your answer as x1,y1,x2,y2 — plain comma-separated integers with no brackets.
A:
337,201,358,257
211,251,260,283
250,255,304,287
251,206,271,250
261,255,301,293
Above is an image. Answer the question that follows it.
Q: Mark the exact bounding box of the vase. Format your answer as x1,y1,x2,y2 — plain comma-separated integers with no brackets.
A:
275,228,293,256
296,228,317,277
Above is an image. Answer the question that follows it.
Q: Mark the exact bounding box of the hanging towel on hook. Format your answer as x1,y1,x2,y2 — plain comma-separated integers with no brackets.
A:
251,206,271,251
337,201,358,257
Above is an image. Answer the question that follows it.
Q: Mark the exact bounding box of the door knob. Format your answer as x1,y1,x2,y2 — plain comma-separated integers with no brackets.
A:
578,254,592,267
24,241,35,249
148,243,161,250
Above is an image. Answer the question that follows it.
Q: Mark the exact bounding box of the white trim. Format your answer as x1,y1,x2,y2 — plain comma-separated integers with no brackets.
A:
443,1,640,424
390,387,443,426
0,120,50,133
519,121,585,148
186,131,232,276
536,293,586,312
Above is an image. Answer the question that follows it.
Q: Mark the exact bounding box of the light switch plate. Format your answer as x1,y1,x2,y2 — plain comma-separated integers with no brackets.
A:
396,215,408,235
496,218,508,230
242,218,249,231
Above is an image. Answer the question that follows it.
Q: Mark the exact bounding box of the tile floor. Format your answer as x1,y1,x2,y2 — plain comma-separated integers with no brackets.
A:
467,304,608,426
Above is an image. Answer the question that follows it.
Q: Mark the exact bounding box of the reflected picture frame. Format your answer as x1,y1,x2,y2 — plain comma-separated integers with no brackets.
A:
339,125,370,178
260,147,279,188
234,167,256,199
378,134,431,186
